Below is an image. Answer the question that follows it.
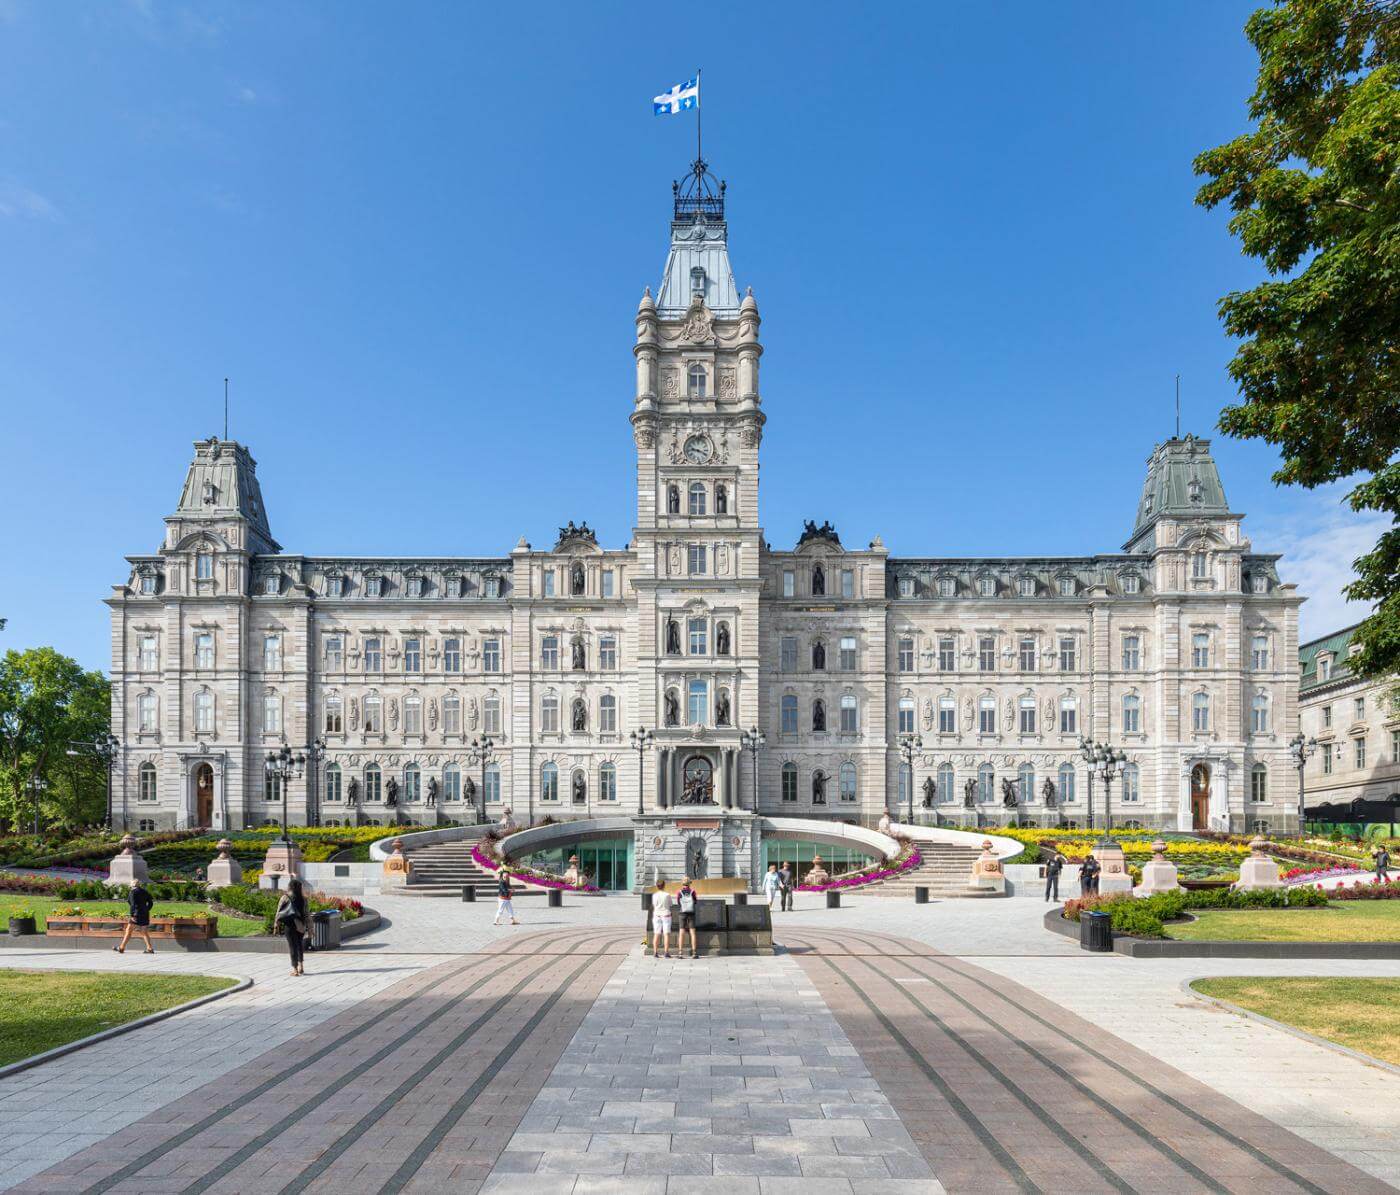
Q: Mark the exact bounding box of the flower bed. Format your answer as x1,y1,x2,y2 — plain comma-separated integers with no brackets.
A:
796,842,922,892
45,910,217,941
1323,878,1400,901
471,842,601,892
1061,885,1331,938
1283,863,1367,884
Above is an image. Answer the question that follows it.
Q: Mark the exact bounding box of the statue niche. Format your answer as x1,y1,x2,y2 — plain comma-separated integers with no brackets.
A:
664,689,680,727
570,560,585,596
715,689,731,727
681,756,714,805
715,483,727,514
667,485,680,514
715,621,730,656
812,639,826,670
812,699,826,732
572,697,587,732
812,769,827,804
572,636,586,669
665,618,681,655
572,771,587,804
812,564,825,596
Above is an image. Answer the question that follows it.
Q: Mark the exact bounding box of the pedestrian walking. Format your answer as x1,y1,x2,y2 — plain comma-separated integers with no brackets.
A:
1044,853,1063,902
274,878,309,976
1375,845,1391,883
676,877,699,959
779,861,794,912
494,869,520,925
651,880,674,958
113,878,155,955
762,863,781,909
1079,854,1100,897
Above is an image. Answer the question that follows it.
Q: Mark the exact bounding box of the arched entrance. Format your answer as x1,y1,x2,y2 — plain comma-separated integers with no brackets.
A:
681,756,714,805
194,763,214,827
1190,764,1210,830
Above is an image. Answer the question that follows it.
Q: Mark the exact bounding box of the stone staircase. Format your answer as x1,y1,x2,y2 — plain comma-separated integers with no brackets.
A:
398,838,548,898
856,840,1004,899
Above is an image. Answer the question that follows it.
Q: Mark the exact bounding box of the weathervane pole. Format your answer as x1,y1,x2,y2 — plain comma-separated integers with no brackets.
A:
1175,374,1180,438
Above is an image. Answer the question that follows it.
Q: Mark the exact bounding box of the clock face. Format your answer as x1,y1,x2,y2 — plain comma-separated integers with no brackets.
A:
684,435,711,464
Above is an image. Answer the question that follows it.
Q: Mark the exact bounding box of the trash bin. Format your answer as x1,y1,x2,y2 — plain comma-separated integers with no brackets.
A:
309,909,342,950
548,889,563,908
461,885,476,903
1080,910,1112,952
914,886,929,904
641,893,651,911
826,891,841,909
733,892,748,906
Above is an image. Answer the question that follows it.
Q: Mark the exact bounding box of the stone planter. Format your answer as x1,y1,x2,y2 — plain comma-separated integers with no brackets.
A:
45,915,218,941
7,916,37,937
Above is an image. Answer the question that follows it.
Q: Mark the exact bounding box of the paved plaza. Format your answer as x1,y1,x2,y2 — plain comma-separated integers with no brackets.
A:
2,895,1399,1193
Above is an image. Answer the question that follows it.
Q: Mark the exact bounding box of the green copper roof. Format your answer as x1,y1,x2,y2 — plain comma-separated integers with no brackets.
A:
1299,623,1363,691
1128,435,1234,547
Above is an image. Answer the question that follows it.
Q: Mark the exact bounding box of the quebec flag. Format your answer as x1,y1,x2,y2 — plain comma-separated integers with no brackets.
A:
654,76,699,115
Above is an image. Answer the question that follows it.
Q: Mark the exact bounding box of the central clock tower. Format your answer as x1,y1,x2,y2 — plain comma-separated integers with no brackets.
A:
630,158,765,850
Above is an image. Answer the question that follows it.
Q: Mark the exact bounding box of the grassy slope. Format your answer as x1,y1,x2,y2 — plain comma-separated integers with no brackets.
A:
1168,902,1400,943
0,895,264,938
1191,977,1400,1068
0,970,237,1066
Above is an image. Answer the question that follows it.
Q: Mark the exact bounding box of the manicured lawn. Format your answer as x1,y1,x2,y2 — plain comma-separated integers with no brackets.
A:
1167,901,1400,942
0,894,264,938
0,970,237,1066
1191,977,1400,1068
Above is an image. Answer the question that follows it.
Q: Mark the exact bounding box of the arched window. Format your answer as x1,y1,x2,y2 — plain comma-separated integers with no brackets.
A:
324,762,342,803
1251,692,1270,734
195,689,214,734
364,763,382,802
403,763,421,802
937,762,955,804
839,762,857,802
1121,762,1140,803
688,482,707,516
600,762,617,801
1250,762,1267,803
978,763,995,803
1018,762,1035,803
541,761,558,802
138,761,157,801
443,763,461,802
687,363,706,398
1122,694,1141,734
1058,762,1076,803
781,761,798,802
484,763,501,803
812,699,826,732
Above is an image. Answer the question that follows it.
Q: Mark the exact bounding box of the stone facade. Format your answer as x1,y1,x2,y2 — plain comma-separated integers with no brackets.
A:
106,161,1303,834
1298,624,1400,809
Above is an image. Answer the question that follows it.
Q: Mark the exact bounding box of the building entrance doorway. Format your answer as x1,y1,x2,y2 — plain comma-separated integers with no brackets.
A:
195,763,214,827
1190,765,1210,830
681,756,714,805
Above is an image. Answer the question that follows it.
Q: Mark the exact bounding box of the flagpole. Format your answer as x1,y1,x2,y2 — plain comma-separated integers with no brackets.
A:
696,68,702,164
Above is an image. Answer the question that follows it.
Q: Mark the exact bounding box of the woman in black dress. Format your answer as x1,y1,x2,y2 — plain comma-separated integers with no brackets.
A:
275,878,310,976
114,879,155,954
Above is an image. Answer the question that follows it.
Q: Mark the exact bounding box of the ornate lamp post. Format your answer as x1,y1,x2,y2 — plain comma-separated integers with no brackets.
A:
467,736,494,825
67,733,120,830
306,737,327,828
1078,736,1099,832
897,732,923,825
1079,737,1125,844
264,746,306,845
739,726,765,812
1288,732,1318,834
630,727,655,816
27,773,48,836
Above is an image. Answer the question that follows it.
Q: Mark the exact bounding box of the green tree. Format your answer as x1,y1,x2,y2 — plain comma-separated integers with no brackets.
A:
1195,0,1400,679
0,648,110,833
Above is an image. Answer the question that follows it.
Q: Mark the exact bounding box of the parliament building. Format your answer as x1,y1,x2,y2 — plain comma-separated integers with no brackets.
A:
107,160,1303,839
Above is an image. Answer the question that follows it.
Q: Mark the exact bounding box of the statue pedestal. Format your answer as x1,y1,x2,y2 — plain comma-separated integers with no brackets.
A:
1135,839,1181,896
107,834,149,887
1235,837,1284,891
207,838,243,887
632,811,759,893
967,840,1006,893
1093,840,1133,896
382,838,412,888
259,840,304,890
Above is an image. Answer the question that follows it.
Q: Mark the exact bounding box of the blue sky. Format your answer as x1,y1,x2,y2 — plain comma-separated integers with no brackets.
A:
0,1,1382,671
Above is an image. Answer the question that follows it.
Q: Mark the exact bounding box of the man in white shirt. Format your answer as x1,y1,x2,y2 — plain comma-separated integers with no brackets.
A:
651,880,674,959
763,863,781,908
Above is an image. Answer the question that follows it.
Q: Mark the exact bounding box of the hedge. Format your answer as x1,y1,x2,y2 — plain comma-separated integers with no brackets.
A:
1062,885,1331,938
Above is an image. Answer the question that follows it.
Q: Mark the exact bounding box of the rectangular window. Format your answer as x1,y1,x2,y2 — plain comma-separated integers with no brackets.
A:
599,636,617,670
366,575,383,598
939,638,956,671
140,573,156,595
600,695,617,733
484,576,501,599
1060,700,1077,735
1355,737,1366,769
688,484,706,516
403,698,422,735
443,638,461,672
1192,694,1210,733
1251,635,1269,670
1322,704,1332,728
1192,552,1208,579
263,693,281,733
442,768,459,802
897,638,914,672
939,698,956,734
1322,743,1333,774
263,634,281,672
1391,728,1399,763
1122,635,1141,671
325,697,342,734
443,697,461,735
688,544,707,575
542,571,555,597
1123,695,1141,734
195,633,214,670
195,691,214,734
780,695,798,735
484,696,502,736
1251,768,1268,803
484,765,500,803
897,701,914,734
325,635,343,671
688,617,708,655
1319,656,1332,680
780,636,798,672
196,553,213,580
541,635,559,669
138,693,157,732
1192,633,1210,668
781,767,797,802
979,699,996,735
138,635,158,671
364,638,382,672
265,773,282,803
602,569,615,598
978,637,996,672
483,638,501,672
1059,637,1076,671
841,569,854,599
403,638,421,673
1354,696,1365,721
1019,700,1036,734
782,570,794,598
364,697,382,734
839,695,858,733
839,637,856,671
541,696,559,733
1018,637,1036,672
688,680,708,726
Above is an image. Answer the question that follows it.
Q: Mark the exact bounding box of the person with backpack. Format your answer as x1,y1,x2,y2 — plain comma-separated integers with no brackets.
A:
274,878,309,976
1044,853,1064,902
651,879,674,958
114,879,155,955
675,876,699,959
778,861,794,912
494,869,520,926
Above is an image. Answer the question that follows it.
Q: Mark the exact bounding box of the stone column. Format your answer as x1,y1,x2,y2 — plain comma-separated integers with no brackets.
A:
717,750,729,808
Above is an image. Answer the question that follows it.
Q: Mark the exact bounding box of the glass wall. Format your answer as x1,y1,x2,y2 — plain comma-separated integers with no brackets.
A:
523,837,633,891
763,840,875,877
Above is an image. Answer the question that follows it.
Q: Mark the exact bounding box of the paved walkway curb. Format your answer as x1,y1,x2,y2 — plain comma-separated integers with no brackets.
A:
0,909,382,953
0,974,252,1081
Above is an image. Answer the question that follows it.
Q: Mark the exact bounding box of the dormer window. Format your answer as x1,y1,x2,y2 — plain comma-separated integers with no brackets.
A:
1251,574,1270,594
1319,655,1333,681
938,577,956,598
690,266,707,297
196,552,213,580
1144,495,1154,515
484,575,501,599
201,481,216,505
1017,577,1035,598
1058,576,1076,596
406,575,424,598
139,571,157,595
262,574,279,596
687,363,707,399
978,576,996,598
1188,477,1204,503
325,574,344,598
1121,573,1140,595
898,576,914,598
366,575,383,598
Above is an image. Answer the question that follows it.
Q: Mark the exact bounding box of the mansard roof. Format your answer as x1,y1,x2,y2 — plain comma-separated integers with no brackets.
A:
1127,435,1235,548
173,438,279,551
656,160,741,317
1299,622,1364,692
